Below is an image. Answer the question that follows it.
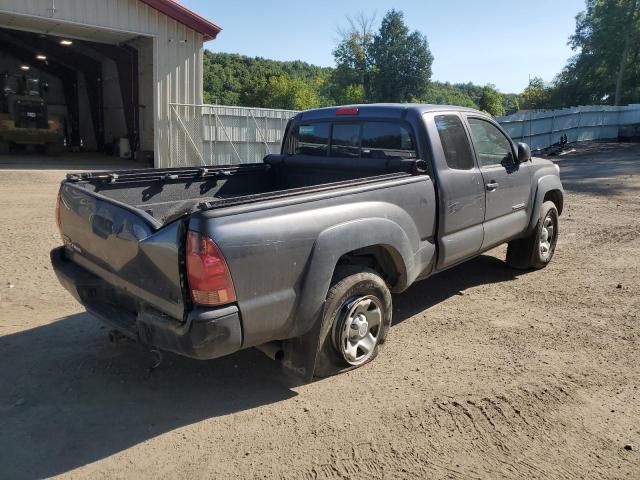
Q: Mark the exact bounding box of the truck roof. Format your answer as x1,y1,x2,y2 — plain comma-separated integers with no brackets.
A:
296,103,484,122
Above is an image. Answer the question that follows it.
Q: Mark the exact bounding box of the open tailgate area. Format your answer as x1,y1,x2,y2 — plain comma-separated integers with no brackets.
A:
57,182,186,322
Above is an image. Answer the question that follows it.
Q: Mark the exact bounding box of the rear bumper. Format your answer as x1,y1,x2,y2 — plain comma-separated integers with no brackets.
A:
50,247,243,360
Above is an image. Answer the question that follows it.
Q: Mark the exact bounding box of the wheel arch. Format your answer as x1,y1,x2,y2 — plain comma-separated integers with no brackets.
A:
292,218,413,339
543,189,564,215
526,175,564,234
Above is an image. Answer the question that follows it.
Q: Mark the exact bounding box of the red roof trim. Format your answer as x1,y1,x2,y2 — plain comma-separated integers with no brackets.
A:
139,0,222,41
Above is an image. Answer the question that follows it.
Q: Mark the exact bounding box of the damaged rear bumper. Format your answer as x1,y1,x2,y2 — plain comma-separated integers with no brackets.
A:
50,246,242,360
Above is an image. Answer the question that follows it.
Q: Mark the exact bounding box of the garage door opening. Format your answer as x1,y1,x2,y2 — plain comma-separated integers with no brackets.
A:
0,26,153,164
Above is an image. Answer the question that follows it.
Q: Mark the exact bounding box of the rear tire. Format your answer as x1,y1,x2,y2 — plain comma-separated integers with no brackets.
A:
506,201,559,270
313,266,392,378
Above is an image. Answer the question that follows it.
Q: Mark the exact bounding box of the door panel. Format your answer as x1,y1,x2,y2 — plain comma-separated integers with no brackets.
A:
425,113,486,269
466,117,531,248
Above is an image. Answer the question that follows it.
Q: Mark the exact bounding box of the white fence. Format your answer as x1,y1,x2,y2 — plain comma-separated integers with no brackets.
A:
169,103,297,167
168,103,640,166
496,104,640,151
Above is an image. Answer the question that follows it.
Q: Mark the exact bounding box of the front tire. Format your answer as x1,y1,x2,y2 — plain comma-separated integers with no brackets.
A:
314,266,392,378
506,201,559,269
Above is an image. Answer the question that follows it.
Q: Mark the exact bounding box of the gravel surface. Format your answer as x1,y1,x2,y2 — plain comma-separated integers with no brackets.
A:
0,144,639,479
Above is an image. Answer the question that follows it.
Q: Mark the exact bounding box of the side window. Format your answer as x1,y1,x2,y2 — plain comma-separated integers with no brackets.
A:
293,123,330,156
434,115,475,170
361,122,416,159
467,118,514,167
331,123,360,158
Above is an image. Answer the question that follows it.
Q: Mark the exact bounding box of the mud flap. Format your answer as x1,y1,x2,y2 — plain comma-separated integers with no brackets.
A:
279,312,326,383
279,302,360,382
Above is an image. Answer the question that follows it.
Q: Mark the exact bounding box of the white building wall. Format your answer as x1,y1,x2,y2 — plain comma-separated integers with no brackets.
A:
0,0,205,166
496,104,640,150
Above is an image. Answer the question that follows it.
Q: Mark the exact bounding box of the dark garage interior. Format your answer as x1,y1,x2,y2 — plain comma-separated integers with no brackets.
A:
0,26,151,162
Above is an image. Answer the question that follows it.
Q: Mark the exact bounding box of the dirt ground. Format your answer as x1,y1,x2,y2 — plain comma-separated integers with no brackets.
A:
0,144,639,479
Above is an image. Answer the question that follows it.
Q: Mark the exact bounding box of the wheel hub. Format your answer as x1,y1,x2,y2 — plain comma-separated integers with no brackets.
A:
334,295,383,366
349,314,369,339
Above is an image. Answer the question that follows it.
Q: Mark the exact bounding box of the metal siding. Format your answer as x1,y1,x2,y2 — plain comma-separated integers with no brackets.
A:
150,11,204,167
0,0,204,166
496,104,640,150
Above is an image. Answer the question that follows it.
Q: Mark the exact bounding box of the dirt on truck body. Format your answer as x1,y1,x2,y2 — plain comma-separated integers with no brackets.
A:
0,142,639,479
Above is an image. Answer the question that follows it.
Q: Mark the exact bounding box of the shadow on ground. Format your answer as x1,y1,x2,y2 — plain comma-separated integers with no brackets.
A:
0,152,142,171
393,254,518,324
551,142,640,196
0,253,519,479
0,315,294,479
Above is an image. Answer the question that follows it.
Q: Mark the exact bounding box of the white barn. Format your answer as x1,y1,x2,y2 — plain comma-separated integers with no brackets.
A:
0,0,221,166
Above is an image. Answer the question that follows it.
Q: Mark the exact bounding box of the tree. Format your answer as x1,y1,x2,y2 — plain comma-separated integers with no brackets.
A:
422,82,479,108
330,13,376,103
554,0,640,106
521,77,550,110
202,52,333,108
478,84,505,116
370,10,434,102
249,75,320,110
614,0,639,105
502,94,521,114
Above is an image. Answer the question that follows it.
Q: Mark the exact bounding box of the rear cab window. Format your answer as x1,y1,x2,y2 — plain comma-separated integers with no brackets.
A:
331,123,360,158
361,123,416,159
286,121,417,159
294,123,330,156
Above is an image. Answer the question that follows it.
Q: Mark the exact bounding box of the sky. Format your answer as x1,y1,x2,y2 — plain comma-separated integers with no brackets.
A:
181,0,586,93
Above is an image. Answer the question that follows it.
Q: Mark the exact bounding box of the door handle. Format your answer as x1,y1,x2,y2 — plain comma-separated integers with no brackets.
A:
486,182,499,191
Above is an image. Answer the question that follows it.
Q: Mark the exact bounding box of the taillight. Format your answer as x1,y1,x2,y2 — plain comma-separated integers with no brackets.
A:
55,194,63,241
186,231,236,306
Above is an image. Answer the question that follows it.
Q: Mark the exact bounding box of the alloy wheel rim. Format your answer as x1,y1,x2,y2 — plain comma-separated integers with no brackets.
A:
335,295,383,366
539,214,556,260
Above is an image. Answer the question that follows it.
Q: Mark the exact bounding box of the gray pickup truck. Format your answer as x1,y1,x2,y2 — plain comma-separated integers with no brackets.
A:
52,104,563,379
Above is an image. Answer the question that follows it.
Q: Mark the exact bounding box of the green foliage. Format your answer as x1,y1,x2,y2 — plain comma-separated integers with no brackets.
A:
369,10,434,102
330,13,376,102
201,10,521,114
478,84,506,116
202,51,332,108
201,51,516,115
340,83,367,104
502,94,520,114
422,82,479,109
521,77,551,110
550,0,640,106
247,76,320,110
200,2,640,114
331,10,434,103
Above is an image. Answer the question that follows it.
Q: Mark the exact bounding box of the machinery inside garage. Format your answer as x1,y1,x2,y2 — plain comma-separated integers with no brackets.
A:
0,27,153,161
0,0,221,166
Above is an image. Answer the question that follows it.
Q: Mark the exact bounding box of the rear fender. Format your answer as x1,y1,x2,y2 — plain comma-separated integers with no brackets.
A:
280,218,414,380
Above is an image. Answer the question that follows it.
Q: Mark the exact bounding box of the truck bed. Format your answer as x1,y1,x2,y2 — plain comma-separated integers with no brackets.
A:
65,155,418,226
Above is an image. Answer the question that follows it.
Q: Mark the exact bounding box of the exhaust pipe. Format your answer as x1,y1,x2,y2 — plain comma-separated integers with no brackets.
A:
255,342,284,361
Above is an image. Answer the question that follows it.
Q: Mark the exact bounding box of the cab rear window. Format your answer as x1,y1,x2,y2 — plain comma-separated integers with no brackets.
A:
288,121,416,159
361,123,415,159
294,123,330,156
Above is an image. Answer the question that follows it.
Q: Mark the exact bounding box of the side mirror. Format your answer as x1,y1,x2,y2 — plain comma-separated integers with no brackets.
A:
517,142,531,163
